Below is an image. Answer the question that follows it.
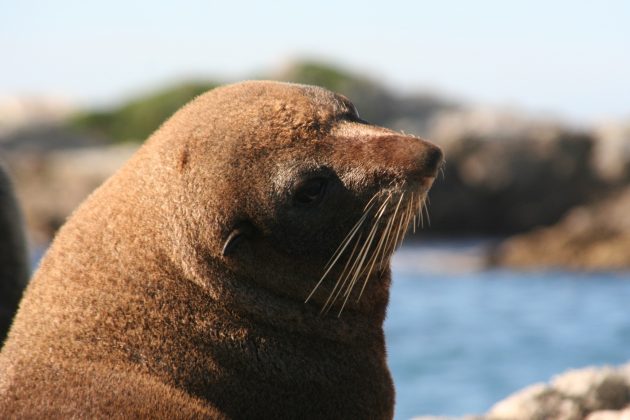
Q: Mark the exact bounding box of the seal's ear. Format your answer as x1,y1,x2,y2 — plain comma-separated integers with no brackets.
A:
222,221,256,257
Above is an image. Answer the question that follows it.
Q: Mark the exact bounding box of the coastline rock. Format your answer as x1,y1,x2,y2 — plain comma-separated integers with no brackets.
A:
422,108,607,235
493,188,630,270
0,97,75,138
592,120,630,182
414,364,630,420
494,364,630,419
552,367,630,412
487,383,583,420
586,407,630,419
5,144,137,245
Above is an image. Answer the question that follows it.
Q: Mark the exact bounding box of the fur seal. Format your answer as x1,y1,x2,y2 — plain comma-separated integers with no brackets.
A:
0,161,29,345
0,81,442,419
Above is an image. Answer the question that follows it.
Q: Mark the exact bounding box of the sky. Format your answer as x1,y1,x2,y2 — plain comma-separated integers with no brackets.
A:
1,0,629,125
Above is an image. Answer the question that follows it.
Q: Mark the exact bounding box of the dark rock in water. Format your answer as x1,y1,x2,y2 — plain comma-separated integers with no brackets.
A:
0,161,29,344
493,187,630,270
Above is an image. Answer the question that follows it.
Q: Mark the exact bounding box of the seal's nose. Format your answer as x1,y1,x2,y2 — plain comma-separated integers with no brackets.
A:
335,132,443,184
418,143,443,178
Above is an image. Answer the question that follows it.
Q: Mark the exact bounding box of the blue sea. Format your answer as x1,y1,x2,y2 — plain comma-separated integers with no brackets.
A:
387,242,630,419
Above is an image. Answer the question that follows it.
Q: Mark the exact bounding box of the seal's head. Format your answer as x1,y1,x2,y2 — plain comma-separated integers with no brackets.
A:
159,81,442,318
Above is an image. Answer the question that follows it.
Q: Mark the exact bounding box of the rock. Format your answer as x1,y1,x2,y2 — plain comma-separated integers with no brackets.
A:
586,407,630,420
493,187,630,270
419,108,607,235
552,367,630,412
5,144,137,245
0,96,75,138
412,365,630,420
412,416,483,420
486,383,583,420
483,366,630,420
593,120,630,182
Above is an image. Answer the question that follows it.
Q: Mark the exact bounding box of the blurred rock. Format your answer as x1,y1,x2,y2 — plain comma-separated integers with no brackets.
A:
412,416,483,420
414,364,630,420
552,367,630,412
5,143,137,246
493,188,630,270
423,108,608,234
487,383,583,420
0,124,107,152
587,407,630,420
1,110,137,246
593,120,630,182
487,365,630,420
416,364,630,420
0,96,75,138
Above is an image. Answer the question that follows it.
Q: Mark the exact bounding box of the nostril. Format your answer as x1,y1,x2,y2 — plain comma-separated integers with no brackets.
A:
422,145,444,175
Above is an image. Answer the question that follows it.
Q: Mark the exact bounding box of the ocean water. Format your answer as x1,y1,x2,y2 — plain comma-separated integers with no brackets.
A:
387,244,630,419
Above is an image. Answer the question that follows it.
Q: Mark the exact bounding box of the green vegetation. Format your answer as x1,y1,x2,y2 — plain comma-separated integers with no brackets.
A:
67,60,452,144
68,62,384,143
69,82,218,143
278,60,372,93
278,61,394,124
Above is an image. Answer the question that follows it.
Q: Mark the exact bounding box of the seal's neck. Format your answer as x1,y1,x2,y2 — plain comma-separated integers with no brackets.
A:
181,254,389,345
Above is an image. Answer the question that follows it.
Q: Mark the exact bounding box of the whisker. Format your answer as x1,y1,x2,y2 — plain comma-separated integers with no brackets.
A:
363,191,381,212
334,194,392,315
381,192,405,258
323,193,392,314
389,195,409,255
322,198,378,272
321,231,364,314
357,191,414,303
417,196,424,228
410,193,417,233
340,195,391,299
402,198,415,241
312,185,435,315
376,210,397,267
337,220,380,316
423,200,431,227
355,205,398,302
304,200,375,303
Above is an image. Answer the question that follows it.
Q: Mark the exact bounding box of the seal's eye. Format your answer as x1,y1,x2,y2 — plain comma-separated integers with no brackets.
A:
293,178,327,206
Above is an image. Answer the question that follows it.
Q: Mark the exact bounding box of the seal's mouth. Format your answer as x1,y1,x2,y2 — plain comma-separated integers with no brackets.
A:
305,186,432,316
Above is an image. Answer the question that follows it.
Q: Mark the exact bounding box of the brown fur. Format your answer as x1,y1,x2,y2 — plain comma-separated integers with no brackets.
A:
0,81,442,419
0,161,29,345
